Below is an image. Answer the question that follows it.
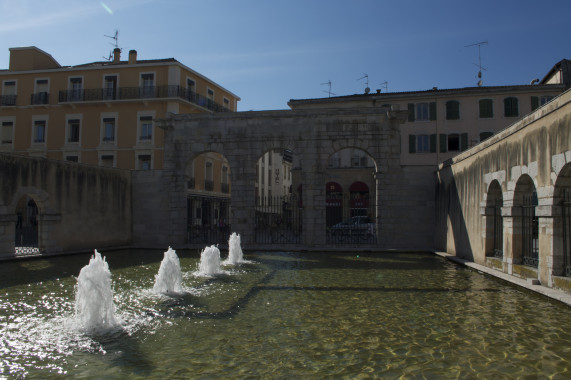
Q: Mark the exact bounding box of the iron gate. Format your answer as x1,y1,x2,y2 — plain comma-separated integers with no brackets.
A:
563,189,571,277
521,195,539,267
326,194,377,246
255,195,302,244
187,196,231,245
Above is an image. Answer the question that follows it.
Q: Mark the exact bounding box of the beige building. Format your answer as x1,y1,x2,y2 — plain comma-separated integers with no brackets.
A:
288,59,570,167
0,46,240,170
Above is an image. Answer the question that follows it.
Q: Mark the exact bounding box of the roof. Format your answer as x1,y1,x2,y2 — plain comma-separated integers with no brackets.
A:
540,59,571,85
288,83,566,106
73,58,177,68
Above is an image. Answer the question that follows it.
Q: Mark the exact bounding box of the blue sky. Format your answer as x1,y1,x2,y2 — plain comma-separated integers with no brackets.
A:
1,0,569,111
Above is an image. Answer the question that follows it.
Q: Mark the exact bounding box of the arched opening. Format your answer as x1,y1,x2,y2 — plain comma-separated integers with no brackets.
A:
14,195,40,255
185,152,231,245
553,163,571,277
485,180,503,258
254,148,301,244
326,148,377,245
326,182,343,227
513,175,538,268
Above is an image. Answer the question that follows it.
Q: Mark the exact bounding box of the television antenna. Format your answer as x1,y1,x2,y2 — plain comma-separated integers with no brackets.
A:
103,29,120,61
465,40,487,86
379,81,388,92
357,74,370,93
321,80,336,97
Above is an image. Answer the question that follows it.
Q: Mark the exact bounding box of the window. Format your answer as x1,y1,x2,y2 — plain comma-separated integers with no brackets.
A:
207,88,214,100
33,120,46,143
101,155,114,167
141,73,154,97
67,119,80,143
32,79,49,105
504,97,519,117
1,121,13,144
205,161,214,190
102,118,115,142
480,131,493,142
69,77,82,101
139,116,153,141
438,133,468,152
445,100,460,120
104,75,117,100
187,78,196,93
352,155,361,167
531,95,554,111
138,155,151,170
408,134,436,153
479,99,494,118
1,81,16,106
223,97,230,110
66,155,78,162
408,102,436,122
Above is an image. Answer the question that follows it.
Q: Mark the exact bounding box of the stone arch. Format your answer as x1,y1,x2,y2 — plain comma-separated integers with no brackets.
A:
484,180,503,258
512,174,538,268
552,162,571,276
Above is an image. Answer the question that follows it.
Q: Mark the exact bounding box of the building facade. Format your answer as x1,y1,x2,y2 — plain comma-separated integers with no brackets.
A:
0,46,240,170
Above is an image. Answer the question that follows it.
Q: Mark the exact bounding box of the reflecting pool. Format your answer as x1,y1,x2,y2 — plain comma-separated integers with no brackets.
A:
1,250,570,378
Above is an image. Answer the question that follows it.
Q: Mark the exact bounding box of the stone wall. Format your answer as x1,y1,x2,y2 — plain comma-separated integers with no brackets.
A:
0,154,131,257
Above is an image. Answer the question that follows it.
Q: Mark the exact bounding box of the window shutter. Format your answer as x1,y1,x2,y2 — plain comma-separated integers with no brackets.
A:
439,134,447,153
408,103,415,122
531,96,539,111
409,135,416,153
430,134,437,153
429,102,436,121
461,133,468,151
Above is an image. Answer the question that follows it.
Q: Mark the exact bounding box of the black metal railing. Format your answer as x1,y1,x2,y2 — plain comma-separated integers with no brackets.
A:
493,200,503,258
187,196,230,246
0,95,17,106
326,194,377,246
562,189,571,277
521,195,539,267
15,225,38,249
30,92,49,105
58,85,230,112
255,195,302,244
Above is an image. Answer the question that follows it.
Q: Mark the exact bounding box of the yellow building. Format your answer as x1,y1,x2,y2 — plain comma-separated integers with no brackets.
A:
0,46,240,170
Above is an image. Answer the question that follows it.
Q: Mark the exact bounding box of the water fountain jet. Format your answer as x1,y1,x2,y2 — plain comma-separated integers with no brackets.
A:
198,245,221,276
153,246,183,294
226,232,244,265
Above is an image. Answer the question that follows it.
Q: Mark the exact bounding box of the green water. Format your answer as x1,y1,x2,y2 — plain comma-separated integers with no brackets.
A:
1,250,570,379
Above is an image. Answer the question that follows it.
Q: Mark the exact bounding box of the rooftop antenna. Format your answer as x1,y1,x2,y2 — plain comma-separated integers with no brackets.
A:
358,74,370,94
465,40,488,87
321,80,336,97
103,29,120,61
379,81,388,92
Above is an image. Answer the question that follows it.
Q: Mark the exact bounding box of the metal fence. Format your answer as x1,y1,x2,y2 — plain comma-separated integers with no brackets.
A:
15,225,39,255
521,195,539,267
255,195,302,244
187,196,231,246
563,189,571,277
326,194,377,246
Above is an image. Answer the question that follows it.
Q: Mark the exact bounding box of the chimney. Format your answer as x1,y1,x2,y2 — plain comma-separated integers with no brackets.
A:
113,48,121,63
128,50,137,64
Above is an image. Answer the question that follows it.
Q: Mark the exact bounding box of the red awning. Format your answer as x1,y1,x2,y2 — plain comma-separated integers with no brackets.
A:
349,181,369,193
326,182,343,193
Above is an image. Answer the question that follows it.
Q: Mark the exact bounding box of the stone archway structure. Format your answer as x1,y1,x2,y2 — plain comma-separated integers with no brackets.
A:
154,107,435,249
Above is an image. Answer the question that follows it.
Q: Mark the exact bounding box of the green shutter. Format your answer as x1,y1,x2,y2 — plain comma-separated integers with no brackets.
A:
429,102,436,121
461,133,468,151
531,96,539,111
409,135,416,153
439,134,447,153
430,134,437,153
408,103,415,122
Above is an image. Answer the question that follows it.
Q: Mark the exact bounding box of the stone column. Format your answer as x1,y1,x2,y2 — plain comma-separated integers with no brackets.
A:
0,213,15,258
501,205,517,275
301,167,326,247
374,171,383,248
536,203,557,286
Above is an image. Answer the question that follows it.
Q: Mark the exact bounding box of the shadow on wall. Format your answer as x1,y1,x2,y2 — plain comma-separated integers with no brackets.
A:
435,165,474,261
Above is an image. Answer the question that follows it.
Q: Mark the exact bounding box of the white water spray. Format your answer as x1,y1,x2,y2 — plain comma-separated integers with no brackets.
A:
153,247,183,294
198,245,221,275
226,232,244,265
75,250,119,333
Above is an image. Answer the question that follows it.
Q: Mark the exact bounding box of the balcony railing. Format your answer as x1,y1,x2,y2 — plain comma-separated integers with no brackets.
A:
0,95,17,106
58,85,230,112
31,92,49,105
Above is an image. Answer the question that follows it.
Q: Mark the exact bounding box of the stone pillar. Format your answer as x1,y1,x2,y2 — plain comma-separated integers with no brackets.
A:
0,213,16,258
39,212,62,254
301,168,326,247
374,171,383,248
502,206,516,275
537,204,557,286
